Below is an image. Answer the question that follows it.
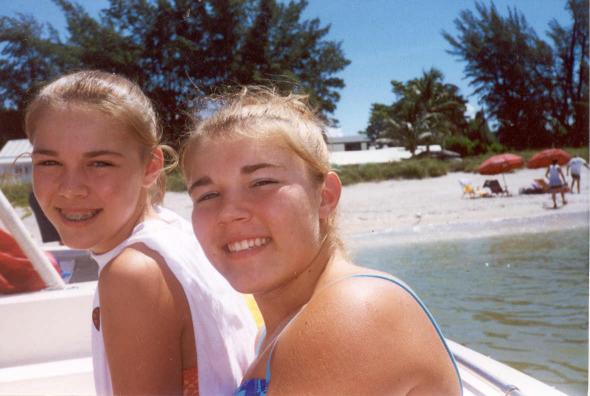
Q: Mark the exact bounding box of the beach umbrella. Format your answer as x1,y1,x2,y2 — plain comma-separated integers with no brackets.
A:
527,148,571,169
478,153,524,175
478,153,524,192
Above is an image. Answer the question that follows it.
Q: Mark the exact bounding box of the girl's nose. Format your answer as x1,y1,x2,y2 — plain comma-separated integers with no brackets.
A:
58,170,89,199
217,196,252,225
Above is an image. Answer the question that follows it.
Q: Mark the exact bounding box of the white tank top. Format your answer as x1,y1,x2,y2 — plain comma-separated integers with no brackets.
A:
91,207,256,395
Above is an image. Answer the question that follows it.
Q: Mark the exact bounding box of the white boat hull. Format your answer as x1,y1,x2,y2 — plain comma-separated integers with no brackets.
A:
0,276,568,395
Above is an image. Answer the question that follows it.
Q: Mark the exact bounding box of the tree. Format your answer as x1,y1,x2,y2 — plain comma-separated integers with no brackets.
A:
464,110,497,154
365,68,467,155
548,0,589,147
0,13,75,110
0,0,350,144
443,1,588,149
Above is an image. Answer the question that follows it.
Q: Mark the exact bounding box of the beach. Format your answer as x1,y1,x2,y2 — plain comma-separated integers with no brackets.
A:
335,168,589,245
12,168,589,245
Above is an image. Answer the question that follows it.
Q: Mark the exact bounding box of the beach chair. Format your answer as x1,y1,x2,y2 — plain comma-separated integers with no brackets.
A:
459,179,476,198
483,179,509,196
459,179,492,198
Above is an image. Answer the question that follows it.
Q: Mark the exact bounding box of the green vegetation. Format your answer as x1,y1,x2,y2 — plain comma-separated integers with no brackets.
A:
443,0,588,149
364,1,587,154
365,68,468,155
0,0,350,148
166,168,187,192
0,181,31,208
334,159,447,186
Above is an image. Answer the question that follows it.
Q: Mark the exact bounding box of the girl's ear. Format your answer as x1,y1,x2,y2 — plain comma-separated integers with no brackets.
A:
319,171,341,219
143,147,164,187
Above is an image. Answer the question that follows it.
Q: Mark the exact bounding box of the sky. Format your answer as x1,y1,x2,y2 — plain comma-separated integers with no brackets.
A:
0,0,572,136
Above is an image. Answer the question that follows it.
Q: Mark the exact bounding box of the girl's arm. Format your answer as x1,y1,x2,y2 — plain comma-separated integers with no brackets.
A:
99,247,185,395
268,276,461,395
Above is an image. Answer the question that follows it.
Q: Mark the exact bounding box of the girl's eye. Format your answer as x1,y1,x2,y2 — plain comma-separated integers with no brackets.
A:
196,191,219,203
90,161,113,168
252,179,277,188
35,160,60,167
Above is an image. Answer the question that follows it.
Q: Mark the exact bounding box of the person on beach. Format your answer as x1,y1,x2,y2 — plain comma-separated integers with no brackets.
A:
545,159,568,209
181,87,462,395
566,156,589,194
25,71,256,395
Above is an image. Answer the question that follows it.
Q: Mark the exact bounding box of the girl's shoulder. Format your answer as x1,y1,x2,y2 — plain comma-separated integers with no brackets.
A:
305,270,424,326
270,272,459,394
98,245,186,327
281,270,436,357
98,246,168,299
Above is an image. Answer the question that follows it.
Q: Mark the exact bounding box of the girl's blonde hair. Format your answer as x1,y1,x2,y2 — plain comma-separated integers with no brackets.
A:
181,86,343,249
25,70,176,204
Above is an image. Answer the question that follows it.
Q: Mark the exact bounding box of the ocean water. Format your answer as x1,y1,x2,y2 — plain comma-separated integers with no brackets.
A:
350,228,588,396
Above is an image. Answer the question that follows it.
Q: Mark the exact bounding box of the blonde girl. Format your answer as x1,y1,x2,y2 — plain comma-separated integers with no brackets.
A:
182,87,462,395
26,71,256,395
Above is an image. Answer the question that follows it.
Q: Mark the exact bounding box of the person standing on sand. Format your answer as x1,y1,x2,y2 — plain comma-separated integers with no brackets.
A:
567,156,589,194
181,87,462,395
26,71,256,396
546,159,568,209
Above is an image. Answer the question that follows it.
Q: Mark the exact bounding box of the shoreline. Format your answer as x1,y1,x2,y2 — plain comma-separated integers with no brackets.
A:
345,210,588,248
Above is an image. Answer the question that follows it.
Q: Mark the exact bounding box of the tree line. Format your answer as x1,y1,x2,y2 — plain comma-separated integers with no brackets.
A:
365,0,588,154
1,0,587,153
0,0,350,147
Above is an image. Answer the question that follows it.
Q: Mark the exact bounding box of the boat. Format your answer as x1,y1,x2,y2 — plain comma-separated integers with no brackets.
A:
0,189,568,395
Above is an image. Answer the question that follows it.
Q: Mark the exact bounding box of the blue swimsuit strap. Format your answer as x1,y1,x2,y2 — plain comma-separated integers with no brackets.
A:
262,273,463,392
345,274,463,391
255,328,267,355
262,308,305,384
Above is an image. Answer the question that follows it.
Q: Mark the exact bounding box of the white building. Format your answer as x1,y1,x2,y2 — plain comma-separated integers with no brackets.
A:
0,139,33,183
326,135,371,152
329,145,442,166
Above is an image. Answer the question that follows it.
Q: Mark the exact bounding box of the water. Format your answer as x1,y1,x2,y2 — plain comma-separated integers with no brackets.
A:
350,228,588,396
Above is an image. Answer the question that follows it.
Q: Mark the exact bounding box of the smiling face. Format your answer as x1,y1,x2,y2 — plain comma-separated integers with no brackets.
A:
186,136,334,294
31,106,159,253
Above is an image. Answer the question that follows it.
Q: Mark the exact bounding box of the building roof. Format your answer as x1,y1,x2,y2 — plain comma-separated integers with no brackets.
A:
0,139,32,164
326,135,370,144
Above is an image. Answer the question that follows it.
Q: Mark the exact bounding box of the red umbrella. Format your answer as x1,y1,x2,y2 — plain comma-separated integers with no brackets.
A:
527,148,571,169
479,153,525,175
478,153,524,194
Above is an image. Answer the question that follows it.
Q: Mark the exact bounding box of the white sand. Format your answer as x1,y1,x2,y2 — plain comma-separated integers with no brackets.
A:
9,168,589,247
336,168,589,245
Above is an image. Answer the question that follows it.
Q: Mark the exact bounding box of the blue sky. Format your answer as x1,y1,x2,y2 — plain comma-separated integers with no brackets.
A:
0,0,571,135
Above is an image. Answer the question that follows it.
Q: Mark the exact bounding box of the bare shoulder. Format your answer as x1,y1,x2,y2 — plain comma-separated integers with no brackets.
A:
271,273,461,395
99,246,165,303
97,245,182,327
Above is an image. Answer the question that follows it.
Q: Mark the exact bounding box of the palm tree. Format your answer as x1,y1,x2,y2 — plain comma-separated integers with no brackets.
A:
380,68,467,155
